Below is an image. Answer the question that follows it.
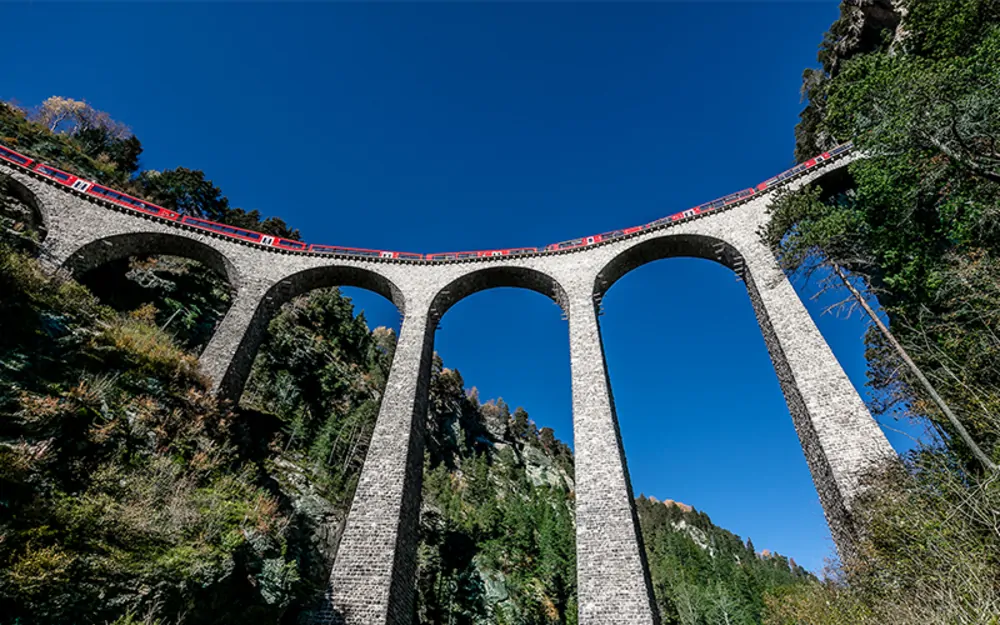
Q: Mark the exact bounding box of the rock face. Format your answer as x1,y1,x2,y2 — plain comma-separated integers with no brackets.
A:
662,498,693,513
795,0,906,158
827,0,906,75
271,457,347,598
523,443,574,491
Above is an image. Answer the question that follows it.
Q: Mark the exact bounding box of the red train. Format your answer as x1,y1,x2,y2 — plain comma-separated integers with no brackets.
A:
426,247,538,261
0,141,851,261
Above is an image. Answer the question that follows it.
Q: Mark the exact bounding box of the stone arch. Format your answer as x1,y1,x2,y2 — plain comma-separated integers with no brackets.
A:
594,232,746,299
592,228,894,558
62,231,241,290
428,265,569,326
207,263,407,402
809,157,857,200
1,172,49,241
264,264,406,317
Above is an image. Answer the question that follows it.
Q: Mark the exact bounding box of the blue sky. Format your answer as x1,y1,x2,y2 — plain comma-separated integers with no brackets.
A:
3,1,924,574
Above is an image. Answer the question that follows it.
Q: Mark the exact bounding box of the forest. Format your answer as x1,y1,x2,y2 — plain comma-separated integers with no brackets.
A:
4,0,1000,622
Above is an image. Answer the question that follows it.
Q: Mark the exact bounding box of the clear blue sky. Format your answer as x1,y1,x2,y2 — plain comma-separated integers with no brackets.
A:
3,1,925,574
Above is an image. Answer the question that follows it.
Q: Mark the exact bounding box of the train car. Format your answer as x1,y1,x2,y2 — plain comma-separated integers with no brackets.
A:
545,224,649,252
755,148,836,192
87,183,178,219
830,142,853,156
0,144,34,167
543,234,605,252
33,162,95,194
596,225,643,239
722,188,755,205
310,244,423,260
181,215,269,243
428,247,538,261
28,160,180,221
272,238,308,251
426,250,481,261
647,213,677,228
479,247,537,258
502,247,538,256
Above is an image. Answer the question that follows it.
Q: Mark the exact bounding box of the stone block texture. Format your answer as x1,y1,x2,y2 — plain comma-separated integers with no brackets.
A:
566,292,661,625
1,150,896,625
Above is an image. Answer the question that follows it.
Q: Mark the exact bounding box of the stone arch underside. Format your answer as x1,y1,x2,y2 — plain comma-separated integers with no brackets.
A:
428,265,569,327
62,231,240,290
214,264,407,403
2,173,49,241
594,233,747,299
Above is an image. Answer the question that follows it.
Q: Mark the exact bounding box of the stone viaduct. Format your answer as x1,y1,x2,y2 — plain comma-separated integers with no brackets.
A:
1,153,896,625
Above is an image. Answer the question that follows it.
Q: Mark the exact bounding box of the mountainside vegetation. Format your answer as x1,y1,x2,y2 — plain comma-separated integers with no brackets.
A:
0,99,813,624
763,0,1000,622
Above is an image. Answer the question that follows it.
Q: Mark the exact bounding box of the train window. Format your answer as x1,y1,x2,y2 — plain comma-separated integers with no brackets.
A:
0,148,30,165
40,167,70,181
184,217,259,239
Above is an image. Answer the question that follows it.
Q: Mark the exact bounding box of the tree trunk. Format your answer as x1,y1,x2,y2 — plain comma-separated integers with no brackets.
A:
832,263,998,472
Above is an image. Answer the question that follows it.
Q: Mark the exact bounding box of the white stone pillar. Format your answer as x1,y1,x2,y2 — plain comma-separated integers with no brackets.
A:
568,291,660,625
313,307,434,625
739,235,896,555
199,279,273,401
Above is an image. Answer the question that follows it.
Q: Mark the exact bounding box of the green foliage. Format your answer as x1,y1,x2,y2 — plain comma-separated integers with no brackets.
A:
1,97,299,239
418,426,577,624
765,451,1000,624
0,99,139,187
79,256,234,353
0,246,296,625
769,0,1000,465
136,167,230,220
241,288,390,503
637,497,812,625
